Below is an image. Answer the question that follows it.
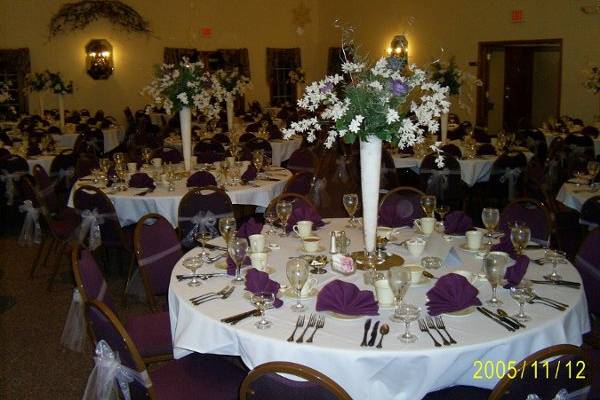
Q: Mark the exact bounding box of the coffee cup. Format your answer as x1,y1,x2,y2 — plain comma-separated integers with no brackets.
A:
293,220,313,238
249,252,268,271
248,234,266,253
415,217,436,236
374,278,395,305
226,156,235,168
406,265,425,284
300,277,318,296
466,230,483,250
406,237,426,257
151,158,162,167
302,235,321,253
127,162,137,174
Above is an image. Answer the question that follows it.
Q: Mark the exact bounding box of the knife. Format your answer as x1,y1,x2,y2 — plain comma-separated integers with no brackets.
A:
476,307,515,332
220,309,261,324
530,280,581,289
204,243,228,251
368,321,380,347
525,244,543,250
176,273,227,281
360,319,372,346
482,307,521,330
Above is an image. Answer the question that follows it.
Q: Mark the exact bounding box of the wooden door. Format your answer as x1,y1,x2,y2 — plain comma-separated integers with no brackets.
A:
502,46,534,131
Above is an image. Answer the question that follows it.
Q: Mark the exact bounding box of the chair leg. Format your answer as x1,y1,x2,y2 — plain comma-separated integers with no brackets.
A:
30,235,50,278
121,251,136,308
47,241,68,291
41,237,59,271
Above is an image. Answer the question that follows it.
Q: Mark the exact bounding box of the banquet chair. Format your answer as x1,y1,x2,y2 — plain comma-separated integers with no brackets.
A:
448,125,466,141
239,132,256,143
523,129,548,162
499,198,553,246
74,152,99,179
582,125,599,139
488,151,527,205
419,153,465,210
0,130,13,146
580,195,600,228
282,172,314,196
564,134,595,157
575,228,600,315
194,138,226,155
380,148,399,193
47,125,61,135
245,122,262,134
243,138,273,160
1,154,30,208
178,187,234,250
85,127,105,155
472,126,491,143
72,247,172,363
80,108,90,117
287,147,316,174
212,132,231,145
85,300,247,400
265,193,317,218
267,125,283,140
152,146,183,164
440,143,462,159
131,214,183,312
239,361,351,400
378,186,426,227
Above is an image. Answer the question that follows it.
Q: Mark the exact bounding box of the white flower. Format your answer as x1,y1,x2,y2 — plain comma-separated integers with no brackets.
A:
386,109,399,124
177,92,189,105
368,81,383,91
341,62,365,74
348,115,364,133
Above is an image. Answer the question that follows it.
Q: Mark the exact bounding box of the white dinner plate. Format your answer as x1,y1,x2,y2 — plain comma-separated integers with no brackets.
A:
444,306,475,317
328,312,362,321
459,243,483,253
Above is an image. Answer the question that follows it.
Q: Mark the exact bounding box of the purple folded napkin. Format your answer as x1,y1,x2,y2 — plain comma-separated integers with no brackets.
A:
378,202,414,228
196,151,224,164
503,255,530,288
27,143,41,156
236,218,263,239
241,164,257,181
444,211,473,235
490,234,517,259
187,171,217,187
286,202,324,233
316,280,379,316
426,273,482,316
162,149,183,163
477,143,497,156
128,173,155,190
226,255,251,276
245,268,283,308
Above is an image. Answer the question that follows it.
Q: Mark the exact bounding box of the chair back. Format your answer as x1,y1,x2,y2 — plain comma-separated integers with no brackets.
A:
489,344,592,400
581,125,599,138
419,153,463,204
499,198,552,246
268,125,283,140
380,148,399,192
378,186,426,227
489,151,527,201
85,300,154,399
178,187,234,249
73,185,123,248
575,228,600,315
240,361,351,400
212,133,230,144
287,148,316,174
244,138,273,159
564,133,595,156
49,149,76,186
580,195,600,228
194,139,225,155
134,214,183,310
152,146,183,163
72,247,116,312
440,144,462,159
447,125,466,141
283,172,314,196
239,132,256,142
75,152,99,178
265,193,317,217
32,164,60,214
472,126,491,143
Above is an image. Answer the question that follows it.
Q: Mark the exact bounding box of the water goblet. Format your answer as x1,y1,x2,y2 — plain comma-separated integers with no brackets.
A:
182,256,203,287
510,223,531,255
286,257,309,312
99,158,111,174
587,160,599,181
342,193,359,227
251,291,275,329
276,200,293,237
435,204,450,222
543,249,567,281
141,147,152,166
388,267,412,322
228,237,248,285
252,150,264,173
510,280,534,322
484,251,508,306
219,217,237,245
396,303,420,343
481,207,500,245
420,195,436,218
264,209,278,236
196,232,213,257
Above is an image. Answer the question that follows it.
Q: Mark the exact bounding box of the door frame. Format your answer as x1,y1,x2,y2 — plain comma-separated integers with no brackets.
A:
476,38,563,128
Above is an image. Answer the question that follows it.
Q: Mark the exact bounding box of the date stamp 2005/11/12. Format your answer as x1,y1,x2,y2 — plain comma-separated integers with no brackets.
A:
473,360,587,381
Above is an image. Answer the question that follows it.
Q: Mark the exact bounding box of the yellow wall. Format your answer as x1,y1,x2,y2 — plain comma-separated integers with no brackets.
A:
1,0,599,124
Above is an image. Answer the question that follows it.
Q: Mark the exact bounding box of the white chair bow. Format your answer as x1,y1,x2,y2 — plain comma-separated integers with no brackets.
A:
82,340,152,400
422,169,459,201
60,288,85,353
309,177,329,207
56,166,75,183
498,167,522,200
78,209,114,251
18,200,41,246
1,169,25,206
180,210,230,247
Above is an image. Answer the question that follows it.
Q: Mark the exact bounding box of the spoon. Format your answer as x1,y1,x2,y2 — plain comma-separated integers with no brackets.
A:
497,308,527,328
376,323,390,349
422,271,439,280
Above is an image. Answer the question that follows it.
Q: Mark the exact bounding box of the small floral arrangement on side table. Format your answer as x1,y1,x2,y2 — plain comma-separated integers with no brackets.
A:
288,67,306,84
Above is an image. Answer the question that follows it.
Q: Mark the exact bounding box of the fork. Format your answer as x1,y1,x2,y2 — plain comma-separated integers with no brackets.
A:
193,286,235,305
287,314,305,342
189,285,230,302
434,316,456,345
306,316,325,343
418,319,441,347
296,313,317,343
426,317,450,346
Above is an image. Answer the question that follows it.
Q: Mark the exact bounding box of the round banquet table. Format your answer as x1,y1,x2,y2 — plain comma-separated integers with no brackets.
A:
556,182,598,212
542,130,600,156
168,218,590,400
68,167,292,227
25,154,55,173
52,125,125,153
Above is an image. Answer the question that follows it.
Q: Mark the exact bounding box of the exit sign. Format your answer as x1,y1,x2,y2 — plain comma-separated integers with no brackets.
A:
511,9,523,23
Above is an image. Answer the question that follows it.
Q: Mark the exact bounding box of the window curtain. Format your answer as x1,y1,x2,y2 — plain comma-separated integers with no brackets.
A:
0,48,31,114
217,48,251,77
163,47,199,65
266,48,301,83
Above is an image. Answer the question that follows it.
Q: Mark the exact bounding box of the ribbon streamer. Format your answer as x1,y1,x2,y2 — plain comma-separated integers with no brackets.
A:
179,210,231,248
421,169,459,201
497,167,522,200
1,169,25,206
60,288,86,353
309,176,329,207
77,209,116,250
18,200,41,246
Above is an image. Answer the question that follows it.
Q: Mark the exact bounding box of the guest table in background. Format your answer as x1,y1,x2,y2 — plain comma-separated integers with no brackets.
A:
51,125,125,153
556,182,598,212
542,130,600,156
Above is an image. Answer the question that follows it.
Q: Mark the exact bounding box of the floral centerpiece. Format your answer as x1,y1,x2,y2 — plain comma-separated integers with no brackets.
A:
583,64,600,121
211,67,251,131
46,71,74,128
142,57,221,171
283,50,449,254
25,72,50,114
0,81,11,103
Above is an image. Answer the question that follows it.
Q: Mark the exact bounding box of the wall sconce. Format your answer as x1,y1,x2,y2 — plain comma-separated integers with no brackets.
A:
386,35,408,61
85,39,113,80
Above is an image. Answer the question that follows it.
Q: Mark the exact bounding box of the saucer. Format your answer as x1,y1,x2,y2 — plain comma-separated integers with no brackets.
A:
459,243,483,253
297,245,326,254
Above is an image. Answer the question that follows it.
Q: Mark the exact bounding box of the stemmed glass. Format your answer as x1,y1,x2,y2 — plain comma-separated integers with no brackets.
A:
182,256,203,287
264,208,278,236
396,303,421,343
342,193,359,228
286,258,309,312
276,200,293,237
228,237,248,285
252,150,264,175
420,195,436,218
197,232,213,257
99,158,111,174
251,291,275,329
543,249,567,281
166,166,176,192
510,223,531,255
484,251,508,306
141,147,153,166
388,267,412,322
435,205,450,221
587,161,599,182
481,208,500,245
218,217,237,246
510,280,534,322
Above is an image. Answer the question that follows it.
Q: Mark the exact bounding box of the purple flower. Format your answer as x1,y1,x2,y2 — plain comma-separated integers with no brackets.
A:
320,82,334,93
391,80,408,96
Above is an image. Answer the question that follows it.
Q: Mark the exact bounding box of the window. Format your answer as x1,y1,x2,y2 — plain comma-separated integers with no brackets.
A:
267,48,301,106
0,48,31,116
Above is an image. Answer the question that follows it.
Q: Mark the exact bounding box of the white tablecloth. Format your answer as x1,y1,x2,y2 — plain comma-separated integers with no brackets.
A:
556,182,598,212
25,154,55,173
68,168,291,227
543,131,600,156
168,218,590,400
270,137,302,166
52,125,125,153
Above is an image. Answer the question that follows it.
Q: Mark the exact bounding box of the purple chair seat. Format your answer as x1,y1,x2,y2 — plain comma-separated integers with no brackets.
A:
50,208,81,239
423,386,490,400
151,353,246,400
125,311,172,358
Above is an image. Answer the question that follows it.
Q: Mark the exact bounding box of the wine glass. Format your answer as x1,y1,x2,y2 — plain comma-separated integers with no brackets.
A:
141,147,152,166
484,251,508,306
481,208,500,245
219,217,237,245
396,303,421,343
343,193,359,227
182,256,203,287
543,249,567,281
435,204,450,221
510,223,531,256
388,267,412,322
510,280,534,322
252,150,264,173
587,160,599,181
264,208,278,236
420,195,436,218
228,237,248,285
196,232,213,257
251,291,275,329
99,158,111,174
166,167,176,192
286,257,309,312
276,200,293,237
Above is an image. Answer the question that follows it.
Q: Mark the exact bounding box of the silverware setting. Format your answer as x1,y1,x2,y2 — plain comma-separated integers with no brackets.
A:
190,286,234,305
306,315,326,343
376,324,390,348
497,309,527,329
476,307,515,332
220,309,261,325
360,318,372,347
287,314,305,342
418,319,442,347
530,279,581,289
296,313,317,343
202,253,226,263
434,316,456,344
483,307,521,330
425,316,451,345
367,321,380,346
527,297,567,311
176,272,227,281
